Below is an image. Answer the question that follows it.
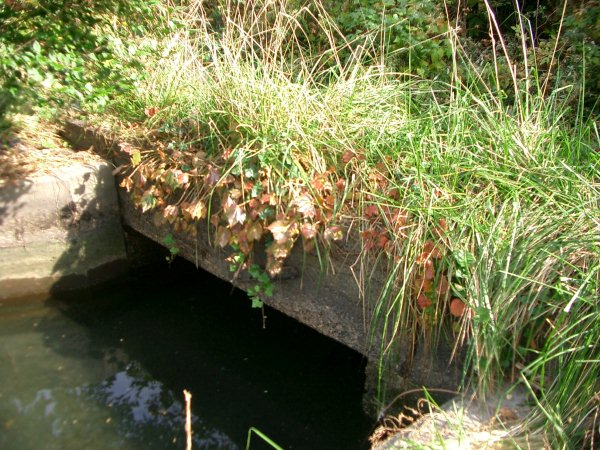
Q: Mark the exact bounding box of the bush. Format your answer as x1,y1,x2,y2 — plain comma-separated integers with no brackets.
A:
0,0,165,121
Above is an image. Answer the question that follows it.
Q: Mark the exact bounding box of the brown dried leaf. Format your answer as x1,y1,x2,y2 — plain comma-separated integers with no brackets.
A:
293,193,316,219
365,204,379,218
267,220,298,243
324,225,343,242
163,204,179,223
223,196,246,226
144,106,159,118
300,222,318,240
246,221,263,242
185,200,207,220
216,226,232,248
266,257,284,277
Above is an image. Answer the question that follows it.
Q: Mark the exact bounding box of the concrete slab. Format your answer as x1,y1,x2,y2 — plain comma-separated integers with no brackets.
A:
0,152,127,299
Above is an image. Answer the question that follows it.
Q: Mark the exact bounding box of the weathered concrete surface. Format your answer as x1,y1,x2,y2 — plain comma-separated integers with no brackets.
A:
0,153,127,299
373,386,534,449
62,120,462,413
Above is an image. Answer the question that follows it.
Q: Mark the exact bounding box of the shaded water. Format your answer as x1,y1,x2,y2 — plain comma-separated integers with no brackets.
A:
0,261,374,450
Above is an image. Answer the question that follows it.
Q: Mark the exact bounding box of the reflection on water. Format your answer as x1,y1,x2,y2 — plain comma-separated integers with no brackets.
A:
0,263,373,450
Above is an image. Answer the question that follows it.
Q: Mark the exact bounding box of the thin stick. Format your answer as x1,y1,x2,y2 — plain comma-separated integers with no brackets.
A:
184,389,192,450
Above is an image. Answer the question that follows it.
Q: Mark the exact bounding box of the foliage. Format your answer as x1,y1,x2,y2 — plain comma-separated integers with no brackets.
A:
0,0,168,122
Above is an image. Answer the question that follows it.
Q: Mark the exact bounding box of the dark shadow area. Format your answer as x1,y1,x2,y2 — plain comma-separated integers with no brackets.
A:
39,257,374,449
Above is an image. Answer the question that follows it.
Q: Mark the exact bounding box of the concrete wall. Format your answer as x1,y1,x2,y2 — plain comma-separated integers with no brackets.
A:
0,156,128,300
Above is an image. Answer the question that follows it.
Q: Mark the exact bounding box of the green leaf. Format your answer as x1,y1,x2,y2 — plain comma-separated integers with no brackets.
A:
251,297,263,308
131,149,141,167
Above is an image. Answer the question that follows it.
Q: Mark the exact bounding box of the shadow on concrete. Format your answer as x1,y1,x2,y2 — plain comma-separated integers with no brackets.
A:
49,159,129,293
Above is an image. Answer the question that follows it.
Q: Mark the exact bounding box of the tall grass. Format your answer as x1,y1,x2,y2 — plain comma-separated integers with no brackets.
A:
100,1,599,446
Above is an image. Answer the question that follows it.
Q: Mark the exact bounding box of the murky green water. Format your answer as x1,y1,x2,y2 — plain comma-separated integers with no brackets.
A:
0,262,373,450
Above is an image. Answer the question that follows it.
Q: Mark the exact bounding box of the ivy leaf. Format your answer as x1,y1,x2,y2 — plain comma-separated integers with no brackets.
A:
246,221,263,242
251,297,263,308
324,225,343,242
300,223,318,240
293,193,316,219
185,200,206,220
131,149,141,167
223,196,246,226
142,192,157,212
216,226,232,248
267,220,294,243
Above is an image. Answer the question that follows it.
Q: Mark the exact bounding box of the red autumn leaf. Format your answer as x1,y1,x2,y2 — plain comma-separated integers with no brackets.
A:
360,229,377,240
260,193,271,205
435,275,450,297
342,150,355,164
417,293,432,309
144,106,159,118
377,234,389,249
438,218,448,232
424,260,435,281
413,273,432,293
450,298,466,317
335,178,346,192
324,194,335,208
416,251,431,265
312,175,325,190
365,204,379,218
324,225,343,242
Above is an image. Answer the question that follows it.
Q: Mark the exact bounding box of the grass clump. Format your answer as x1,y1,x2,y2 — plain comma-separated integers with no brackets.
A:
88,1,598,447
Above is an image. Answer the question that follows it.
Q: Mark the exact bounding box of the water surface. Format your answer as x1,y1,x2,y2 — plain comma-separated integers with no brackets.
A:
0,262,373,449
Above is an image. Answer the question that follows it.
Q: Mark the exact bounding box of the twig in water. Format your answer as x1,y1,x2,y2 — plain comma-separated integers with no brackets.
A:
184,389,192,450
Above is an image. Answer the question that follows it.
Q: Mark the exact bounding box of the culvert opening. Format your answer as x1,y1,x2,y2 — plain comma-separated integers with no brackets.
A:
1,231,377,450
